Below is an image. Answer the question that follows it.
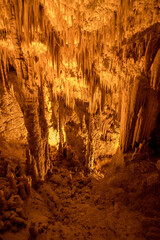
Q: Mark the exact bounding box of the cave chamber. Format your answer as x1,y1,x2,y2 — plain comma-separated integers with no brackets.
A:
0,0,160,239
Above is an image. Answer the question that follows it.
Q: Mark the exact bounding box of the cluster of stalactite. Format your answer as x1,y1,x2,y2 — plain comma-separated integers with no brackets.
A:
1,0,108,110
2,0,159,94
119,22,160,153
1,0,159,179
1,0,138,112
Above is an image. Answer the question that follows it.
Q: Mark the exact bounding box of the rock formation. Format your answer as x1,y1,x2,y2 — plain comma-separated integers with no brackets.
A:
0,0,160,239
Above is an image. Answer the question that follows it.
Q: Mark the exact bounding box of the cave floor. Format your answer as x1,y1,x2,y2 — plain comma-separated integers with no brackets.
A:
1,158,160,240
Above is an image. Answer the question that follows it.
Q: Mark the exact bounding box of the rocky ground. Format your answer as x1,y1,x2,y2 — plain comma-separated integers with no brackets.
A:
0,148,160,240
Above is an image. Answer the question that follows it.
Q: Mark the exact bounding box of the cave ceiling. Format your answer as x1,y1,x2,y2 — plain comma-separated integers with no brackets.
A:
0,0,135,111
0,0,160,161
0,1,159,106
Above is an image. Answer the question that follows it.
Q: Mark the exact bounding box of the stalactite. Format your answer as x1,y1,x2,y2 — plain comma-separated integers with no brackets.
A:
150,48,160,90
132,107,143,148
117,0,133,46
85,113,94,173
3,49,7,81
57,44,60,77
23,0,29,44
50,37,54,64
13,0,20,37
48,83,58,130
0,49,9,91
39,4,44,31
111,11,117,42
0,59,6,91
140,91,160,142
58,97,64,155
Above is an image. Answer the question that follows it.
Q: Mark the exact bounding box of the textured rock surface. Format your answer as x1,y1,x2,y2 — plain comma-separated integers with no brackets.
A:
0,1,160,238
